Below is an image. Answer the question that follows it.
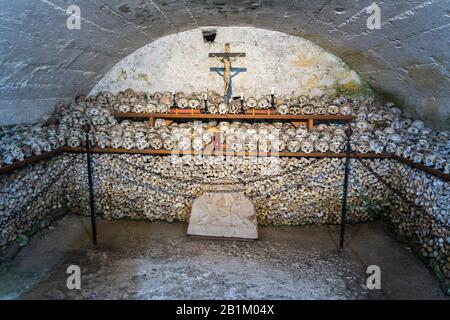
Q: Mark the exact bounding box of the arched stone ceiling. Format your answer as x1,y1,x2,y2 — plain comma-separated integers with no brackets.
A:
0,0,449,128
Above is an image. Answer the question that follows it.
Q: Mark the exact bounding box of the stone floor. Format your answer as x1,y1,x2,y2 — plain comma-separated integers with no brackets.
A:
0,215,447,300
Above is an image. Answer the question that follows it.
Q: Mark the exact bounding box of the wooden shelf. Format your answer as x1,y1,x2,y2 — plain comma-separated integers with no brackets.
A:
113,112,355,129
393,155,450,182
61,146,391,159
62,147,448,181
113,112,356,121
1,147,447,182
0,149,62,175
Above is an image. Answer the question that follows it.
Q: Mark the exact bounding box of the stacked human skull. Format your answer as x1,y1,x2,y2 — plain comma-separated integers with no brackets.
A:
0,89,449,176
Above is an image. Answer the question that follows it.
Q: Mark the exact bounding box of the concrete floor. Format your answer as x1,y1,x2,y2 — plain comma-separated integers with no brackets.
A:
0,215,447,300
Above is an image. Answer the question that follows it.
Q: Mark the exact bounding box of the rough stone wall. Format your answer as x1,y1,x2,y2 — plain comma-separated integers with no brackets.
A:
1,2,448,128
0,155,71,253
91,27,364,98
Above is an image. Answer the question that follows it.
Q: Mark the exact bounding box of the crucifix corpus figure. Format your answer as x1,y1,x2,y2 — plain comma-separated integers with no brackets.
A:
209,43,246,103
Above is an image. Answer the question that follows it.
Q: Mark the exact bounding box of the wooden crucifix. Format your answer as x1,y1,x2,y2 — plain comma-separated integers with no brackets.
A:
209,43,246,103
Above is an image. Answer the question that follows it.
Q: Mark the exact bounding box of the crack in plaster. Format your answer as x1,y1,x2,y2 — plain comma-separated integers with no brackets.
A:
338,1,385,28
181,0,199,27
364,22,450,54
343,0,439,41
39,0,118,35
95,0,154,40
385,0,436,24
146,0,179,31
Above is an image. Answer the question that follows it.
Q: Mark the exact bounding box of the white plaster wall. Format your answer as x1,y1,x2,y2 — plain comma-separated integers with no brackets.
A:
91,27,364,98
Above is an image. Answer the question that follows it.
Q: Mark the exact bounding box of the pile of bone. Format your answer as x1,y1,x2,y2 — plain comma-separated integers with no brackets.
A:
1,88,450,174
351,100,450,172
192,91,353,115
90,120,348,153
381,160,450,278
0,122,64,166
112,89,173,114
58,97,118,149
0,155,68,252
110,89,354,116
0,93,118,166
251,94,352,116
64,154,381,226
47,90,450,173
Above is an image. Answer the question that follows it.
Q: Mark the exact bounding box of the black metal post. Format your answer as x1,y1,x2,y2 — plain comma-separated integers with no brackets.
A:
83,124,97,245
204,99,208,110
340,125,353,251
271,94,275,109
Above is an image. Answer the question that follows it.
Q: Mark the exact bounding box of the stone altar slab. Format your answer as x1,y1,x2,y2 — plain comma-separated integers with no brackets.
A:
187,182,258,240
